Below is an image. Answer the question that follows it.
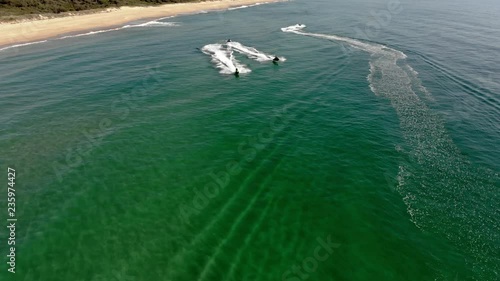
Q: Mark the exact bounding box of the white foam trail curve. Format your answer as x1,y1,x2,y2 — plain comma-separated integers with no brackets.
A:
281,24,406,59
281,24,500,279
226,41,285,62
201,44,251,75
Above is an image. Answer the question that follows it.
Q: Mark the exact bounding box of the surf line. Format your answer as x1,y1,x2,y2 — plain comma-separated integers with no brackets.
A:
0,20,178,53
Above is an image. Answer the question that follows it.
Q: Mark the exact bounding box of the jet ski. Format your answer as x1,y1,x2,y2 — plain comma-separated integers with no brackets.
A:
273,56,280,62
234,68,240,76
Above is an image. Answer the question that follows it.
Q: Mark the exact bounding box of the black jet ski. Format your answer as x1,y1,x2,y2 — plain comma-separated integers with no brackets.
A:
273,56,280,62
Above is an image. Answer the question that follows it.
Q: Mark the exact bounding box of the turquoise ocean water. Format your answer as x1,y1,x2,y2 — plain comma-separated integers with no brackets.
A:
0,0,499,280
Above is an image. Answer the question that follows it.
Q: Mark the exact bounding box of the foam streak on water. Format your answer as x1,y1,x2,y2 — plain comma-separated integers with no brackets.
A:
226,41,285,62
0,40,48,52
227,2,267,10
282,24,499,280
59,21,178,39
201,43,251,74
281,24,406,59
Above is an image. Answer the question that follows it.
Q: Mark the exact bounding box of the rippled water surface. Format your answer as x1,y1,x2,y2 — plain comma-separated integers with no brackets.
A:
0,0,499,280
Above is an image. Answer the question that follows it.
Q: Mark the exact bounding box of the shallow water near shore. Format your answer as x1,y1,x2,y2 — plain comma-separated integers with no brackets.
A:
0,0,499,280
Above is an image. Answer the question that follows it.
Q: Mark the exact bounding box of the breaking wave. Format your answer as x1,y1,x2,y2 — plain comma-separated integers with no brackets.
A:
0,40,48,52
0,20,178,52
60,20,178,39
227,2,267,11
123,20,179,28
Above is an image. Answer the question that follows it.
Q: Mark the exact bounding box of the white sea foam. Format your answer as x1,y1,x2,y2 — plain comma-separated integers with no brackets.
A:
123,20,179,28
226,41,285,62
0,40,48,52
227,2,266,10
367,61,377,95
157,16,175,20
404,64,434,101
1,20,178,51
59,20,178,39
58,27,124,39
281,24,406,59
280,24,307,33
228,5,249,10
201,44,251,75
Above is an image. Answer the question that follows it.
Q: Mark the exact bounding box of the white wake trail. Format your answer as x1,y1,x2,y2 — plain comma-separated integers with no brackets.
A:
201,44,251,75
282,24,500,279
281,24,406,59
226,41,285,62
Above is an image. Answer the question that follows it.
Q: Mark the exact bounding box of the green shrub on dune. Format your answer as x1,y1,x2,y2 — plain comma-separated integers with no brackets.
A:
0,0,199,19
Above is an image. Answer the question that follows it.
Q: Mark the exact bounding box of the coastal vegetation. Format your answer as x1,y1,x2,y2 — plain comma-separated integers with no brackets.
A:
0,0,197,20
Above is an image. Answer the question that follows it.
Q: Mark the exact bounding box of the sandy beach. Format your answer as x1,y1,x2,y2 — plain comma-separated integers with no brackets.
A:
0,0,283,48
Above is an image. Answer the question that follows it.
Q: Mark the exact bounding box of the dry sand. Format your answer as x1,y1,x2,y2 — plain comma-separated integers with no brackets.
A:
0,0,283,48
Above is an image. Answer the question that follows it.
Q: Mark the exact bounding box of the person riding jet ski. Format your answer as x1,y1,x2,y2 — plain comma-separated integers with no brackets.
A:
235,68,240,76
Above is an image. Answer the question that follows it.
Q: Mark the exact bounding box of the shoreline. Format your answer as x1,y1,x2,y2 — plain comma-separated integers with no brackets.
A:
0,0,284,48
